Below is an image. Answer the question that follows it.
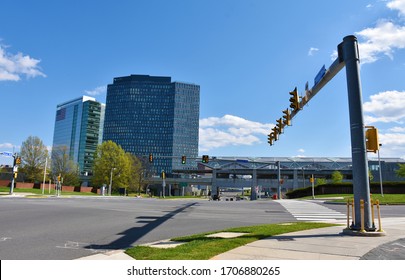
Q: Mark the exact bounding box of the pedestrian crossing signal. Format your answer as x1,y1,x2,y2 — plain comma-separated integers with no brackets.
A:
366,127,379,153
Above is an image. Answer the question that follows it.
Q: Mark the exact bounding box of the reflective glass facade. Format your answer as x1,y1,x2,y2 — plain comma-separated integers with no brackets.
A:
103,74,200,174
52,96,104,175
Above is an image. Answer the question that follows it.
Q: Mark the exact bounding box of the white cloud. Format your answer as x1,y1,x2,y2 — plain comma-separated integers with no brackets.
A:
387,0,405,16
0,142,14,149
341,1,405,64
199,115,273,152
330,50,338,61
363,90,405,123
308,47,319,56
84,85,107,96
356,20,405,64
388,126,405,133
378,132,405,158
377,126,405,158
0,45,46,81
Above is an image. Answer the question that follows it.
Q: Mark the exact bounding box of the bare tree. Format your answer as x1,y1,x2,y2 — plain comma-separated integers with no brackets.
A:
51,145,80,186
20,136,49,182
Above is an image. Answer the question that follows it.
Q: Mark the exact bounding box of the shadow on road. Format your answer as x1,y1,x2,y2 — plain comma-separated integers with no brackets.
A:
85,202,197,250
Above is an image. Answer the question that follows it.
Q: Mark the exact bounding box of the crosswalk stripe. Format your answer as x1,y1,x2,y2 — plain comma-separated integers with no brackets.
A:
275,199,347,222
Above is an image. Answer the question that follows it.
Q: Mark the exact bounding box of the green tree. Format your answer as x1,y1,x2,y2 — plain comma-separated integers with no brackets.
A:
20,136,49,182
369,170,374,182
331,170,343,183
127,153,143,194
315,178,327,186
92,141,131,193
51,145,80,187
396,164,405,178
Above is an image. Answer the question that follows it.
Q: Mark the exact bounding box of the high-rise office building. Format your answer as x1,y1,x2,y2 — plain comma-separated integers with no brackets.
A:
52,96,105,175
103,74,200,174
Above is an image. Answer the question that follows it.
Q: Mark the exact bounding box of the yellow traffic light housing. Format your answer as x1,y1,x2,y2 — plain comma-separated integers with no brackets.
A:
271,127,279,141
267,133,275,146
366,127,379,153
276,118,284,134
282,109,291,126
289,87,300,112
15,157,21,165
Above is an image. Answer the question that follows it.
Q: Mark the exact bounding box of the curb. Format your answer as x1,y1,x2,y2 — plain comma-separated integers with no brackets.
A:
76,250,135,260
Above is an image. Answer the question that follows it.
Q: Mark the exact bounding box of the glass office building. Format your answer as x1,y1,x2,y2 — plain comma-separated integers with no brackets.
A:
103,74,200,174
52,96,105,175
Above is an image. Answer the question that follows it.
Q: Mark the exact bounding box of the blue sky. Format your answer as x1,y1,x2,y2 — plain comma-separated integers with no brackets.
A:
1,0,405,165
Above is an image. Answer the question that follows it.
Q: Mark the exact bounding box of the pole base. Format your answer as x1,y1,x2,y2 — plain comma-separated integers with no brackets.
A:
342,228,386,237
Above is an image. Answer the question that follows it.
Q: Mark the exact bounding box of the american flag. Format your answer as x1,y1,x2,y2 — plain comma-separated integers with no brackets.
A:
56,108,66,121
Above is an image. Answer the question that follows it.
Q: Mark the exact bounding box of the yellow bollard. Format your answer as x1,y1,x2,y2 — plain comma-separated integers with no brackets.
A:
351,199,355,227
346,199,350,229
371,198,376,229
360,199,366,233
376,199,383,232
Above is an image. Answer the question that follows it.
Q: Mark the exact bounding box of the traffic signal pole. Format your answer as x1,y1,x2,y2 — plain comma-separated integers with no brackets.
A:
340,35,373,230
9,154,18,195
270,35,374,232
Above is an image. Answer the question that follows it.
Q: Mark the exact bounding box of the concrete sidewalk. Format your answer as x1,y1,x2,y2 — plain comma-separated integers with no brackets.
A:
211,217,405,260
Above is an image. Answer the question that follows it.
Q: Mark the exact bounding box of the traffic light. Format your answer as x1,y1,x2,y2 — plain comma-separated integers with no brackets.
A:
366,127,379,153
15,157,21,165
276,118,284,134
57,175,61,182
149,153,153,163
271,127,279,141
14,172,18,179
181,155,186,164
268,132,276,146
202,155,209,163
282,109,291,126
267,133,273,146
289,87,300,112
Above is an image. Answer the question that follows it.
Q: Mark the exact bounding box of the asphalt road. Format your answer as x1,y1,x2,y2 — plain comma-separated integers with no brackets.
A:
1,196,404,260
0,196,295,260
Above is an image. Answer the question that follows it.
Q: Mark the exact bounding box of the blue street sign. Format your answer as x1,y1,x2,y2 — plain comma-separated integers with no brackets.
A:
314,65,326,86
0,151,13,157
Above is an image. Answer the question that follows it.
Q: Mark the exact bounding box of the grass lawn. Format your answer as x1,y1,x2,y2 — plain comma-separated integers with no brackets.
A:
0,186,97,196
125,222,336,260
303,193,405,204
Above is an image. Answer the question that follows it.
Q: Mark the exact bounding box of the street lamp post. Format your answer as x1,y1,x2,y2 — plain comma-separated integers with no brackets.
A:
378,144,384,197
42,157,47,195
161,170,166,198
109,167,116,196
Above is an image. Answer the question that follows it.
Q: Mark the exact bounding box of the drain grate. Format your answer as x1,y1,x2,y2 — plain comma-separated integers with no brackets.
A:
276,237,295,242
